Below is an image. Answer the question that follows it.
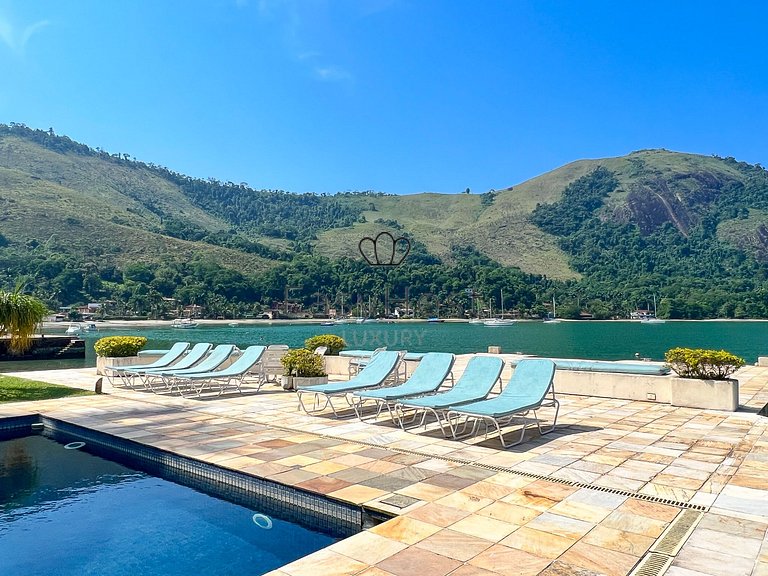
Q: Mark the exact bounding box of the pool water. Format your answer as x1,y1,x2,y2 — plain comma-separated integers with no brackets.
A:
0,435,341,576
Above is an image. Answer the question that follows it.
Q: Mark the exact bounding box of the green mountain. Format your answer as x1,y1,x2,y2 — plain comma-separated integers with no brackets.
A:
2,122,768,319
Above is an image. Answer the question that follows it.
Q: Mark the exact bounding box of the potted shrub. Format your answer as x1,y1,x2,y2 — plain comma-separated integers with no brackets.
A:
94,336,148,375
304,334,346,356
280,348,328,390
664,347,745,411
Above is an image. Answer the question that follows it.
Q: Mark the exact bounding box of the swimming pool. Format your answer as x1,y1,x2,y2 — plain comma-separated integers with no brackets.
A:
0,417,360,576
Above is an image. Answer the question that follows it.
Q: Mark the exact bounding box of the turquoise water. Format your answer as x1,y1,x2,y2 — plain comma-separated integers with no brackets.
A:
29,320,768,367
0,435,340,576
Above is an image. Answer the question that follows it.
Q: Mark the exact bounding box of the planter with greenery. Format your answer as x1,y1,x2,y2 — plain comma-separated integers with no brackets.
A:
304,334,346,355
0,286,49,355
664,347,745,411
280,348,328,390
94,336,149,375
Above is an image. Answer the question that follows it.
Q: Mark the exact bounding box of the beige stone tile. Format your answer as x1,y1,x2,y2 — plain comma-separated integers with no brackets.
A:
581,525,655,556
396,481,455,502
501,526,577,559
369,516,443,545
404,502,472,527
476,501,541,525
328,484,389,504
525,512,595,540
468,544,552,576
279,549,369,576
599,509,670,538
376,546,462,576
329,531,408,565
415,528,495,562
450,513,518,542
435,491,494,513
558,541,639,576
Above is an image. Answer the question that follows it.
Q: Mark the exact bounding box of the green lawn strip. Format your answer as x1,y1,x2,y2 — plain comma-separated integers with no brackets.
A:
0,375,93,403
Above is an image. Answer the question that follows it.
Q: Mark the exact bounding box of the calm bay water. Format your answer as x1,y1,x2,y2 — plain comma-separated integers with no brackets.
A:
11,319,766,372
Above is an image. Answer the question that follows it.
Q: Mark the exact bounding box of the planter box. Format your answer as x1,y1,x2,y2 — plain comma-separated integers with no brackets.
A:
669,377,739,411
292,376,328,388
96,354,162,376
281,375,329,390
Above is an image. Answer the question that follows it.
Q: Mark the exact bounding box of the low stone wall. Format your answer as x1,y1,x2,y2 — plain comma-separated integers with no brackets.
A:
555,371,738,411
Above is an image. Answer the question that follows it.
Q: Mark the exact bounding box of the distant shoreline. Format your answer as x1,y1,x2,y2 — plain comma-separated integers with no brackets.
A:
41,317,768,331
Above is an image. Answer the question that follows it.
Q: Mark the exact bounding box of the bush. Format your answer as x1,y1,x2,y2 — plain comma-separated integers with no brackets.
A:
304,334,346,356
664,347,745,380
281,348,326,377
93,336,148,357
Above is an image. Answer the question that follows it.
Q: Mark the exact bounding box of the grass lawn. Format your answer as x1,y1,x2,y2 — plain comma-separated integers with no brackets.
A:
0,375,93,403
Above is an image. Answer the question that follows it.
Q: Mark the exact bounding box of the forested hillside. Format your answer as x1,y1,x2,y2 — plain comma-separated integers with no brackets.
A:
2,122,768,319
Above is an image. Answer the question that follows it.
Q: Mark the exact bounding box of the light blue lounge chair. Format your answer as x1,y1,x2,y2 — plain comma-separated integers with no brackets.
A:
105,342,190,387
351,352,455,420
122,342,213,389
152,344,238,392
446,358,558,448
296,350,405,418
394,355,504,436
171,345,267,397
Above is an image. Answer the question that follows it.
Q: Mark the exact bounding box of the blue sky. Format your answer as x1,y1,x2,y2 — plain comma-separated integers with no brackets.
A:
1,1,767,195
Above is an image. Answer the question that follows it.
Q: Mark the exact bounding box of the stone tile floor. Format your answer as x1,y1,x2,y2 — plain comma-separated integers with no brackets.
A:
2,357,768,576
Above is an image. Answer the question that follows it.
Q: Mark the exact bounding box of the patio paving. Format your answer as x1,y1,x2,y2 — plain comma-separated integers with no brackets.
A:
2,357,768,576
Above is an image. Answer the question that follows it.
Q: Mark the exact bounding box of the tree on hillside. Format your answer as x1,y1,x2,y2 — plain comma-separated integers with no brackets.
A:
0,285,49,354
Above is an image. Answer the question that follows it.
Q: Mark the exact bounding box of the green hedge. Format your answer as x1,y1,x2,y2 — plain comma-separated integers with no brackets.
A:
93,336,148,357
304,334,346,356
664,347,745,380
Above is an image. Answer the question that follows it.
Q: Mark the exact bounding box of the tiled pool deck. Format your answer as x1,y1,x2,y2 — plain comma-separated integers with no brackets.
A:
2,356,768,576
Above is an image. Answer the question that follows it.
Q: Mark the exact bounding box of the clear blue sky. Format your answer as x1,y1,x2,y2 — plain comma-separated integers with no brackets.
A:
1,1,767,195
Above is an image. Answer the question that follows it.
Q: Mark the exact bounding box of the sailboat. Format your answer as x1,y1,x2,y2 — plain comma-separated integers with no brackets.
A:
641,295,665,324
543,295,561,323
484,290,515,327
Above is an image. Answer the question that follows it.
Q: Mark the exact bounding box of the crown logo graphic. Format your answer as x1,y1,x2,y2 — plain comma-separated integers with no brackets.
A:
358,232,411,267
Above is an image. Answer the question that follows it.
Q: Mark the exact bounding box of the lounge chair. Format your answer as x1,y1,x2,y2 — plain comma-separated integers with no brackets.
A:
104,341,190,387
171,345,267,397
152,344,238,392
446,358,558,448
351,352,455,420
296,350,405,418
260,344,289,384
122,342,212,389
348,346,386,377
394,355,504,436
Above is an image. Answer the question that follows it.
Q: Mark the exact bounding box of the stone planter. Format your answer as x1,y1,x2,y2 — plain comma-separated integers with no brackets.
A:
669,377,739,411
292,376,328,388
95,354,161,376
281,375,294,390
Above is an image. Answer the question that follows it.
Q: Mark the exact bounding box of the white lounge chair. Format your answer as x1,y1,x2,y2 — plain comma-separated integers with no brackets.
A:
142,344,236,393
296,350,405,418
446,358,558,448
121,342,212,390
171,345,267,397
104,342,190,387
394,355,504,436
351,352,455,420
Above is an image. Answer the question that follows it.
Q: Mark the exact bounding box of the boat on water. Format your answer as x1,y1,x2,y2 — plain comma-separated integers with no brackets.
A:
640,295,665,324
468,318,484,324
171,318,199,329
483,318,516,327
484,289,515,326
543,296,561,324
427,317,445,323
65,323,82,335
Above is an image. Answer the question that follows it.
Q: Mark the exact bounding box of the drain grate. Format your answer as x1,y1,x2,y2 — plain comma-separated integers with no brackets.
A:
650,509,703,556
628,552,673,576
